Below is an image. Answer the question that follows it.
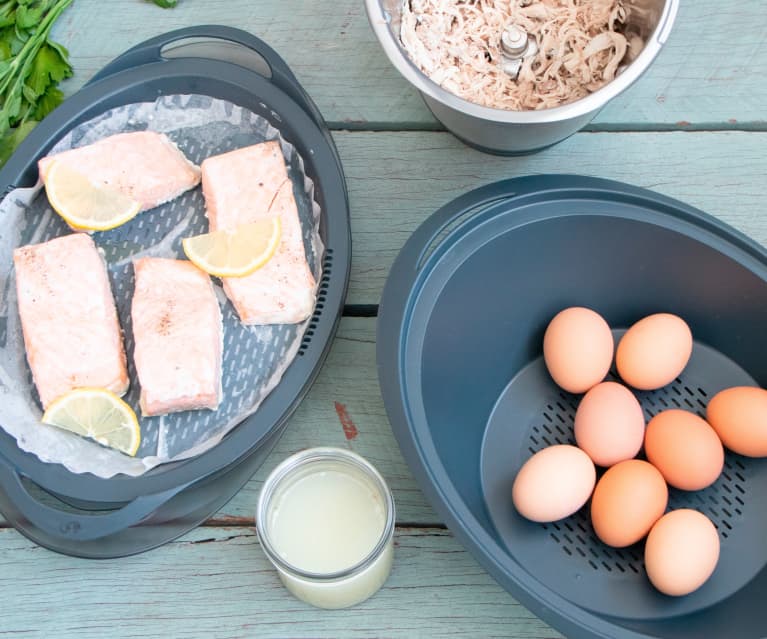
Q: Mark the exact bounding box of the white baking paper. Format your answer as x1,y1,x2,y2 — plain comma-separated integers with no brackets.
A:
0,94,324,478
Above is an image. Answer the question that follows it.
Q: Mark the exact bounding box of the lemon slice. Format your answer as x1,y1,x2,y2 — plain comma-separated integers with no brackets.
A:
42,388,141,456
44,160,141,231
182,218,281,278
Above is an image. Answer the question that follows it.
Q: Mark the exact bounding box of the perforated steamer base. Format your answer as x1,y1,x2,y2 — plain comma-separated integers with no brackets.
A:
480,333,767,621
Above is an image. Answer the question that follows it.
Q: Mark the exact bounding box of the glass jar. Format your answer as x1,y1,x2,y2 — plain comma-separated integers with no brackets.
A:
256,447,396,609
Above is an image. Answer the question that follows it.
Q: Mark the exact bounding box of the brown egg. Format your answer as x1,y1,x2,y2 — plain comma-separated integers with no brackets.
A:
645,509,720,596
707,386,767,457
644,410,724,490
591,459,668,547
616,314,693,390
512,445,596,523
574,381,645,467
543,307,613,394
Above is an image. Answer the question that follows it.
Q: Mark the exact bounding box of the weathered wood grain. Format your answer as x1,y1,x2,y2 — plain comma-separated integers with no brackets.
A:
337,130,767,305
50,0,767,130
0,526,561,639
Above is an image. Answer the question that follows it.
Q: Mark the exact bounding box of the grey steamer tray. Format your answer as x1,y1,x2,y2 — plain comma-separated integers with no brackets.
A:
377,175,767,639
0,26,350,558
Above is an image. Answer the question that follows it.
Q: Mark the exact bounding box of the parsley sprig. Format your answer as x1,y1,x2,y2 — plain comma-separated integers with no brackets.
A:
0,0,74,166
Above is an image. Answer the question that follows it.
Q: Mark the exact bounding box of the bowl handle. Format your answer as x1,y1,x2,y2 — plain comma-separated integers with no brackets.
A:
0,461,189,543
88,25,324,132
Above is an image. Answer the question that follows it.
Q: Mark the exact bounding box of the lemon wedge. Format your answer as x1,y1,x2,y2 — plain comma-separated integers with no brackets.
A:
44,161,141,231
42,388,141,456
182,218,281,278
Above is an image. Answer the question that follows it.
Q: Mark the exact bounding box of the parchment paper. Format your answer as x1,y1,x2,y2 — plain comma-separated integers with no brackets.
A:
0,94,323,478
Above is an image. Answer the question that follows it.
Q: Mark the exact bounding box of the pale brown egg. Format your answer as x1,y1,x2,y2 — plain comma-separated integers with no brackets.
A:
644,509,720,596
543,307,613,394
590,459,668,547
512,445,596,523
616,313,692,390
574,381,645,467
644,410,724,490
707,386,767,457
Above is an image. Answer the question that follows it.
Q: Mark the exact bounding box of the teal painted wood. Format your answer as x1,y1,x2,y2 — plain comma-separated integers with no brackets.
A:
0,526,562,639
49,0,767,130
335,130,767,305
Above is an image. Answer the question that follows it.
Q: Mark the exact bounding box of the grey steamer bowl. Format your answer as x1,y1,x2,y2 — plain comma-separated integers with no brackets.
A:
377,175,767,638
365,0,678,154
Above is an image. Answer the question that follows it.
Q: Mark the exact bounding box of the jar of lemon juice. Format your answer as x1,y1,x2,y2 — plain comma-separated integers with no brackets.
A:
256,447,395,608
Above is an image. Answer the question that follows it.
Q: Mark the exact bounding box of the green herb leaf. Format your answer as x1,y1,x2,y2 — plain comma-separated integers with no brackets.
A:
4,91,21,122
3,26,26,56
15,5,44,30
148,0,178,8
12,100,34,129
14,22,30,46
46,38,70,61
0,0,73,167
31,84,63,120
28,42,72,95
21,80,36,103
0,118,37,166
0,1,16,29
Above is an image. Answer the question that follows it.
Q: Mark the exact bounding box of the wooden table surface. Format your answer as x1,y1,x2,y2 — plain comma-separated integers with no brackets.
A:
2,1,766,637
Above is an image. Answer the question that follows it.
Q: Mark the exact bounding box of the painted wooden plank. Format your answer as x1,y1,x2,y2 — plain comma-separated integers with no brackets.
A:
0,526,561,639
49,0,766,129
336,130,767,305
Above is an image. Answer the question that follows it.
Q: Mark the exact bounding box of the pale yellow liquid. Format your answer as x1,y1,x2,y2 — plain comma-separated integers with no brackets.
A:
268,466,387,574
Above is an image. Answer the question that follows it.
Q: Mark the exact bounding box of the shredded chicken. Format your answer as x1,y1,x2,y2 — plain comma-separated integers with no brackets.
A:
400,0,640,111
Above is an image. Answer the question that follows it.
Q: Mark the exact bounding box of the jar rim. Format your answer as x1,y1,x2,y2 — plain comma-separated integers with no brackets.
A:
256,447,396,581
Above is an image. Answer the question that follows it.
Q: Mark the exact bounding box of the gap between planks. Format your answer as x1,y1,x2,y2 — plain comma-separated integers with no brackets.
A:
0,519,447,531
343,304,378,318
202,515,447,529
326,121,767,134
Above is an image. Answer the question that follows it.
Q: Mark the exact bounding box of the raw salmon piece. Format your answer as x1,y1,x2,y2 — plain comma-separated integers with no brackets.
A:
13,234,129,409
131,258,223,416
38,131,200,211
201,141,316,325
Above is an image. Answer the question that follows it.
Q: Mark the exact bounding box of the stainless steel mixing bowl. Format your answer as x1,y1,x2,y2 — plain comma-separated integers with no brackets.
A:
365,0,679,154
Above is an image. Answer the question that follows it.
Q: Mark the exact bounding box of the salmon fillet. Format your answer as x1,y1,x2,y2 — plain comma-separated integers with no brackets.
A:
131,258,223,416
201,141,316,325
38,131,200,211
13,234,129,409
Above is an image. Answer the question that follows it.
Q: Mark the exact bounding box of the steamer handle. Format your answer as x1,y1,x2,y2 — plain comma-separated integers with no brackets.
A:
0,461,189,542
88,25,329,141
